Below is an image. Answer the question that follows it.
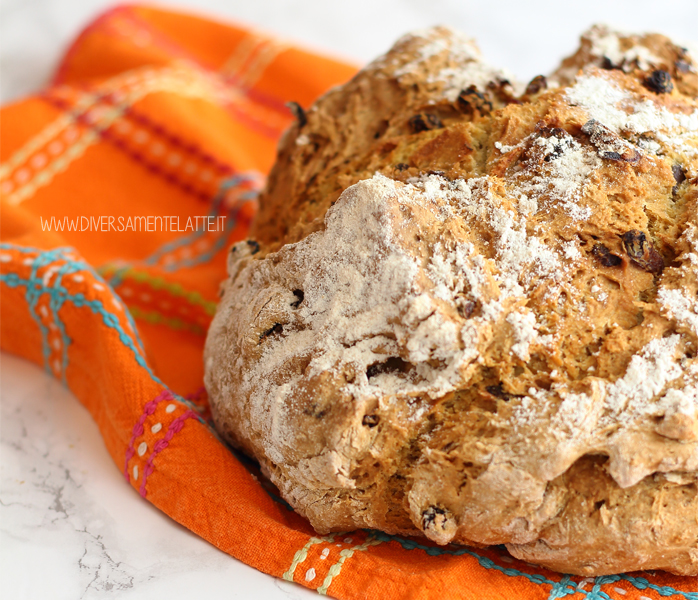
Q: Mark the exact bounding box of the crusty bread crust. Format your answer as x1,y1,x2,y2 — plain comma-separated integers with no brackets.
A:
205,26,698,575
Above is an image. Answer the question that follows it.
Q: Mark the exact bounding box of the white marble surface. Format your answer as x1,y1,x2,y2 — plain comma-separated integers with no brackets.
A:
2,0,698,104
0,354,318,599
2,1,698,599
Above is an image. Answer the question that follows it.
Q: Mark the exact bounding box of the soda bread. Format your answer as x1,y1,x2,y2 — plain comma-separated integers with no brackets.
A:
204,25,698,575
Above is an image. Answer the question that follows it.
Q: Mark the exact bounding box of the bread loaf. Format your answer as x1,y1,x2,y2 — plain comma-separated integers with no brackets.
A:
204,25,698,575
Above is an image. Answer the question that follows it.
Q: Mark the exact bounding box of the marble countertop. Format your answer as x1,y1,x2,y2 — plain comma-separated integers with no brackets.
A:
2,1,698,598
1,354,316,599
3,0,698,105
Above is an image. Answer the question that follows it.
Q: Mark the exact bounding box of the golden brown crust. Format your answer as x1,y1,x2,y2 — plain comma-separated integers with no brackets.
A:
552,24,698,97
252,27,516,253
205,26,698,576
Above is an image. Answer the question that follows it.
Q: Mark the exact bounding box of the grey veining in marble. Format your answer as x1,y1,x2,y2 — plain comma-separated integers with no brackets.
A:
0,354,317,599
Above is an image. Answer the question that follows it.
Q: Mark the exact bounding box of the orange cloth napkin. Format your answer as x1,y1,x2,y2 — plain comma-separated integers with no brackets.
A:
1,5,695,598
